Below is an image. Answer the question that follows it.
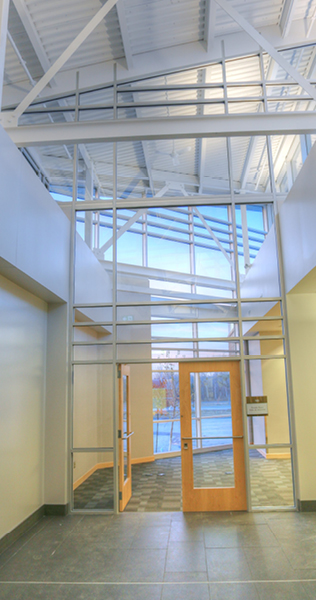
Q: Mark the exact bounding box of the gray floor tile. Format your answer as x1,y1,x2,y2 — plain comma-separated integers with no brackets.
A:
209,582,260,599
244,547,298,580
0,583,66,600
165,542,207,572
169,521,204,542
0,545,167,583
161,583,210,599
164,572,208,582
131,526,170,548
0,583,163,600
204,524,279,548
303,581,316,599
206,548,252,581
243,546,294,580
280,541,316,569
256,582,311,600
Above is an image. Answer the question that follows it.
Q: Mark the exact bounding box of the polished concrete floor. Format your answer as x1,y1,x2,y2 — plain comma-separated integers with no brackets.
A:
1,511,316,599
74,449,294,511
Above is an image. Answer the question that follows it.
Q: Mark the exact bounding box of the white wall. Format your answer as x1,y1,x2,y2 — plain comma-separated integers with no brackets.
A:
0,274,47,540
279,141,316,294
287,290,316,501
0,126,114,525
44,303,68,506
0,126,70,303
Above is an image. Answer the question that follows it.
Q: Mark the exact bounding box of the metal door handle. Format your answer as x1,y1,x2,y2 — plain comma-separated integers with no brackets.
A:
123,431,134,440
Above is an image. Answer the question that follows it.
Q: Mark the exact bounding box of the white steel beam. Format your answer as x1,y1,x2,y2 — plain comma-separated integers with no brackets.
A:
0,0,9,107
204,0,216,53
116,0,133,69
194,207,232,265
12,0,53,76
279,0,298,39
11,0,119,120
98,208,146,254
101,260,236,290
4,23,316,105
198,68,208,193
6,112,316,146
215,0,316,102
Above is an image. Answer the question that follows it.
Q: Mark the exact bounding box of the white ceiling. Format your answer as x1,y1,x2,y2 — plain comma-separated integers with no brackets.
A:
2,0,316,200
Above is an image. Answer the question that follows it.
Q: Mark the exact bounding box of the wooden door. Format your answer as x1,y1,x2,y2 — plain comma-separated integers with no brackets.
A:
179,361,247,512
118,364,132,511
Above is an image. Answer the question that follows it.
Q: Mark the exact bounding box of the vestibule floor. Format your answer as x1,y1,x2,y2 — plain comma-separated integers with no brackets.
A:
1,511,316,599
74,449,293,511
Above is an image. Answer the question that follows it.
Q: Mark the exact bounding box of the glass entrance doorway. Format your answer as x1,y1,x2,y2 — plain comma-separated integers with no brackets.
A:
179,361,247,511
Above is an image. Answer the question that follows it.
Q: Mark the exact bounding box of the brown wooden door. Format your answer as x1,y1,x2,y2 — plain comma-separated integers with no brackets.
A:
179,361,247,512
118,364,132,511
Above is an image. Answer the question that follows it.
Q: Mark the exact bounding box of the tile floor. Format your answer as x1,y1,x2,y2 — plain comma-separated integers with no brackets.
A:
74,449,294,511
1,511,316,599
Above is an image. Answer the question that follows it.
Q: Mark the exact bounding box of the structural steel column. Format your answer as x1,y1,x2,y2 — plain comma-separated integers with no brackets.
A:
0,0,9,108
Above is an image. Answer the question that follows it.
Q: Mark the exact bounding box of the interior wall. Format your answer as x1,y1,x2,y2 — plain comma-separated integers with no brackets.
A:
279,141,316,294
130,364,154,461
260,339,289,454
287,291,316,502
44,303,68,506
0,274,47,540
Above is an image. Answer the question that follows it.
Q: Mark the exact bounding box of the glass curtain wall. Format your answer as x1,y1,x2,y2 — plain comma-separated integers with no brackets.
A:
69,141,295,512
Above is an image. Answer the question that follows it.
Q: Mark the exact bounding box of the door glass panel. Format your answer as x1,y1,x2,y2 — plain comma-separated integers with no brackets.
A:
249,448,294,507
190,371,235,488
73,452,114,510
123,375,128,481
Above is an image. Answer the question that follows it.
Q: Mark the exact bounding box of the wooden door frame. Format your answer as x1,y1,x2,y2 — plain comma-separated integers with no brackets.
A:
179,360,247,512
118,364,132,511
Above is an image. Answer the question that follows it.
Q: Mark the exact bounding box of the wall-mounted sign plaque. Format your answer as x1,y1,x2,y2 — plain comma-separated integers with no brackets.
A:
246,396,268,416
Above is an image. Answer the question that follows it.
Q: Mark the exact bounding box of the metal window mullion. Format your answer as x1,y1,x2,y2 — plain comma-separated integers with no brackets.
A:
232,200,252,512
76,195,277,212
72,447,114,453
269,174,298,509
112,65,119,515
222,39,252,512
69,72,80,512
265,109,297,509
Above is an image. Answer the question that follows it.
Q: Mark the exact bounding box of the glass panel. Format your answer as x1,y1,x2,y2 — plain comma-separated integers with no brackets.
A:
73,343,112,362
231,139,270,196
189,371,235,488
249,448,294,507
242,319,283,337
193,447,235,489
245,359,290,447
238,204,281,298
114,204,235,302
123,375,128,481
74,209,113,305
270,135,303,193
241,300,281,319
117,302,238,322
75,306,113,321
245,339,285,356
73,323,112,342
153,363,180,454
153,365,179,419
73,364,113,448
117,321,239,343
73,452,114,510
153,420,181,454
